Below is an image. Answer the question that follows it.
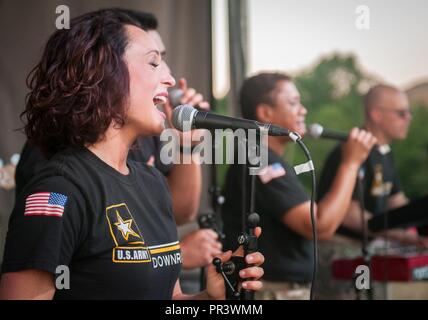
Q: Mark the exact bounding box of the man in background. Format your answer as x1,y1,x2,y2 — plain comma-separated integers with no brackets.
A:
317,84,428,299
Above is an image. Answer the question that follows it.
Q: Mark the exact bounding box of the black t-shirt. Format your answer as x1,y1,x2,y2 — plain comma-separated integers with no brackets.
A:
15,137,173,199
318,144,402,237
221,148,312,283
128,136,174,176
3,148,181,299
319,144,401,216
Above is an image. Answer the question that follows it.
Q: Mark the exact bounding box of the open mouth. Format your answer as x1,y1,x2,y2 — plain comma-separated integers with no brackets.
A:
153,94,168,106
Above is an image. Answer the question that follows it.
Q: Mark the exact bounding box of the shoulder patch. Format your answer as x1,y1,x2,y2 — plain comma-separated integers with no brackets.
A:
258,162,286,184
24,192,68,217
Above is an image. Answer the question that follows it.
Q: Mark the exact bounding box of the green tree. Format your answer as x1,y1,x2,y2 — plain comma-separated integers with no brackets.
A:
293,53,428,200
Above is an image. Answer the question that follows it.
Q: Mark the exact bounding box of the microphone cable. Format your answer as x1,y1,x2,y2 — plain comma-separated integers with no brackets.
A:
294,138,318,300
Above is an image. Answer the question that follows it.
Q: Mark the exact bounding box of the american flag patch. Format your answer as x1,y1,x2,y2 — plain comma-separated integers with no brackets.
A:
24,192,68,217
259,163,286,184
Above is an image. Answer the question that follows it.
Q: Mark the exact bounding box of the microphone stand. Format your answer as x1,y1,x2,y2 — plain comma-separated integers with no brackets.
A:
213,133,260,300
239,135,260,300
355,167,373,300
198,129,225,290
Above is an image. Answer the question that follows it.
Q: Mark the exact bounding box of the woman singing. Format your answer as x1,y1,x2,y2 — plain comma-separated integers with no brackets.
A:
0,9,263,300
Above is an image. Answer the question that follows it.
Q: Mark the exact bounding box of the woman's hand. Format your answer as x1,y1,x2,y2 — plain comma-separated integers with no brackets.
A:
180,229,223,269
204,227,265,300
163,78,210,147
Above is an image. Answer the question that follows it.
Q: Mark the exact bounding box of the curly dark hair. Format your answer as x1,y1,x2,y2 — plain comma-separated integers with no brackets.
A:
240,72,292,121
22,9,144,156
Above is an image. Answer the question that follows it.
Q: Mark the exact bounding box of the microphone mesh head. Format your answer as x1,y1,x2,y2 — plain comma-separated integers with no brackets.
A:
172,104,196,132
308,123,324,138
169,88,183,107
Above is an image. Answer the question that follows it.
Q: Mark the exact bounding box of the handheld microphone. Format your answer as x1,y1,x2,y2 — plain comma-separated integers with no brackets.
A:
169,88,205,109
169,88,184,107
172,105,299,139
308,123,348,142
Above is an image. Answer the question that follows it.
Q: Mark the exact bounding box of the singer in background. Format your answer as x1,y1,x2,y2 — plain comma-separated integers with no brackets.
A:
318,84,428,246
221,72,376,300
0,9,264,299
13,9,223,294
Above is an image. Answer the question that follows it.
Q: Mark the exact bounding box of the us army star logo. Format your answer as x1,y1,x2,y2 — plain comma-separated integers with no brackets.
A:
114,211,140,241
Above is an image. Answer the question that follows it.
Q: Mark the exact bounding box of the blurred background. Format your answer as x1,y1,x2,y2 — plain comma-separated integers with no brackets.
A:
214,0,428,201
0,0,427,266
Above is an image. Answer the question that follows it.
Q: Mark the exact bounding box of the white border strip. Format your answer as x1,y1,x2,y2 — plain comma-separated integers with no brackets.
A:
148,241,180,249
